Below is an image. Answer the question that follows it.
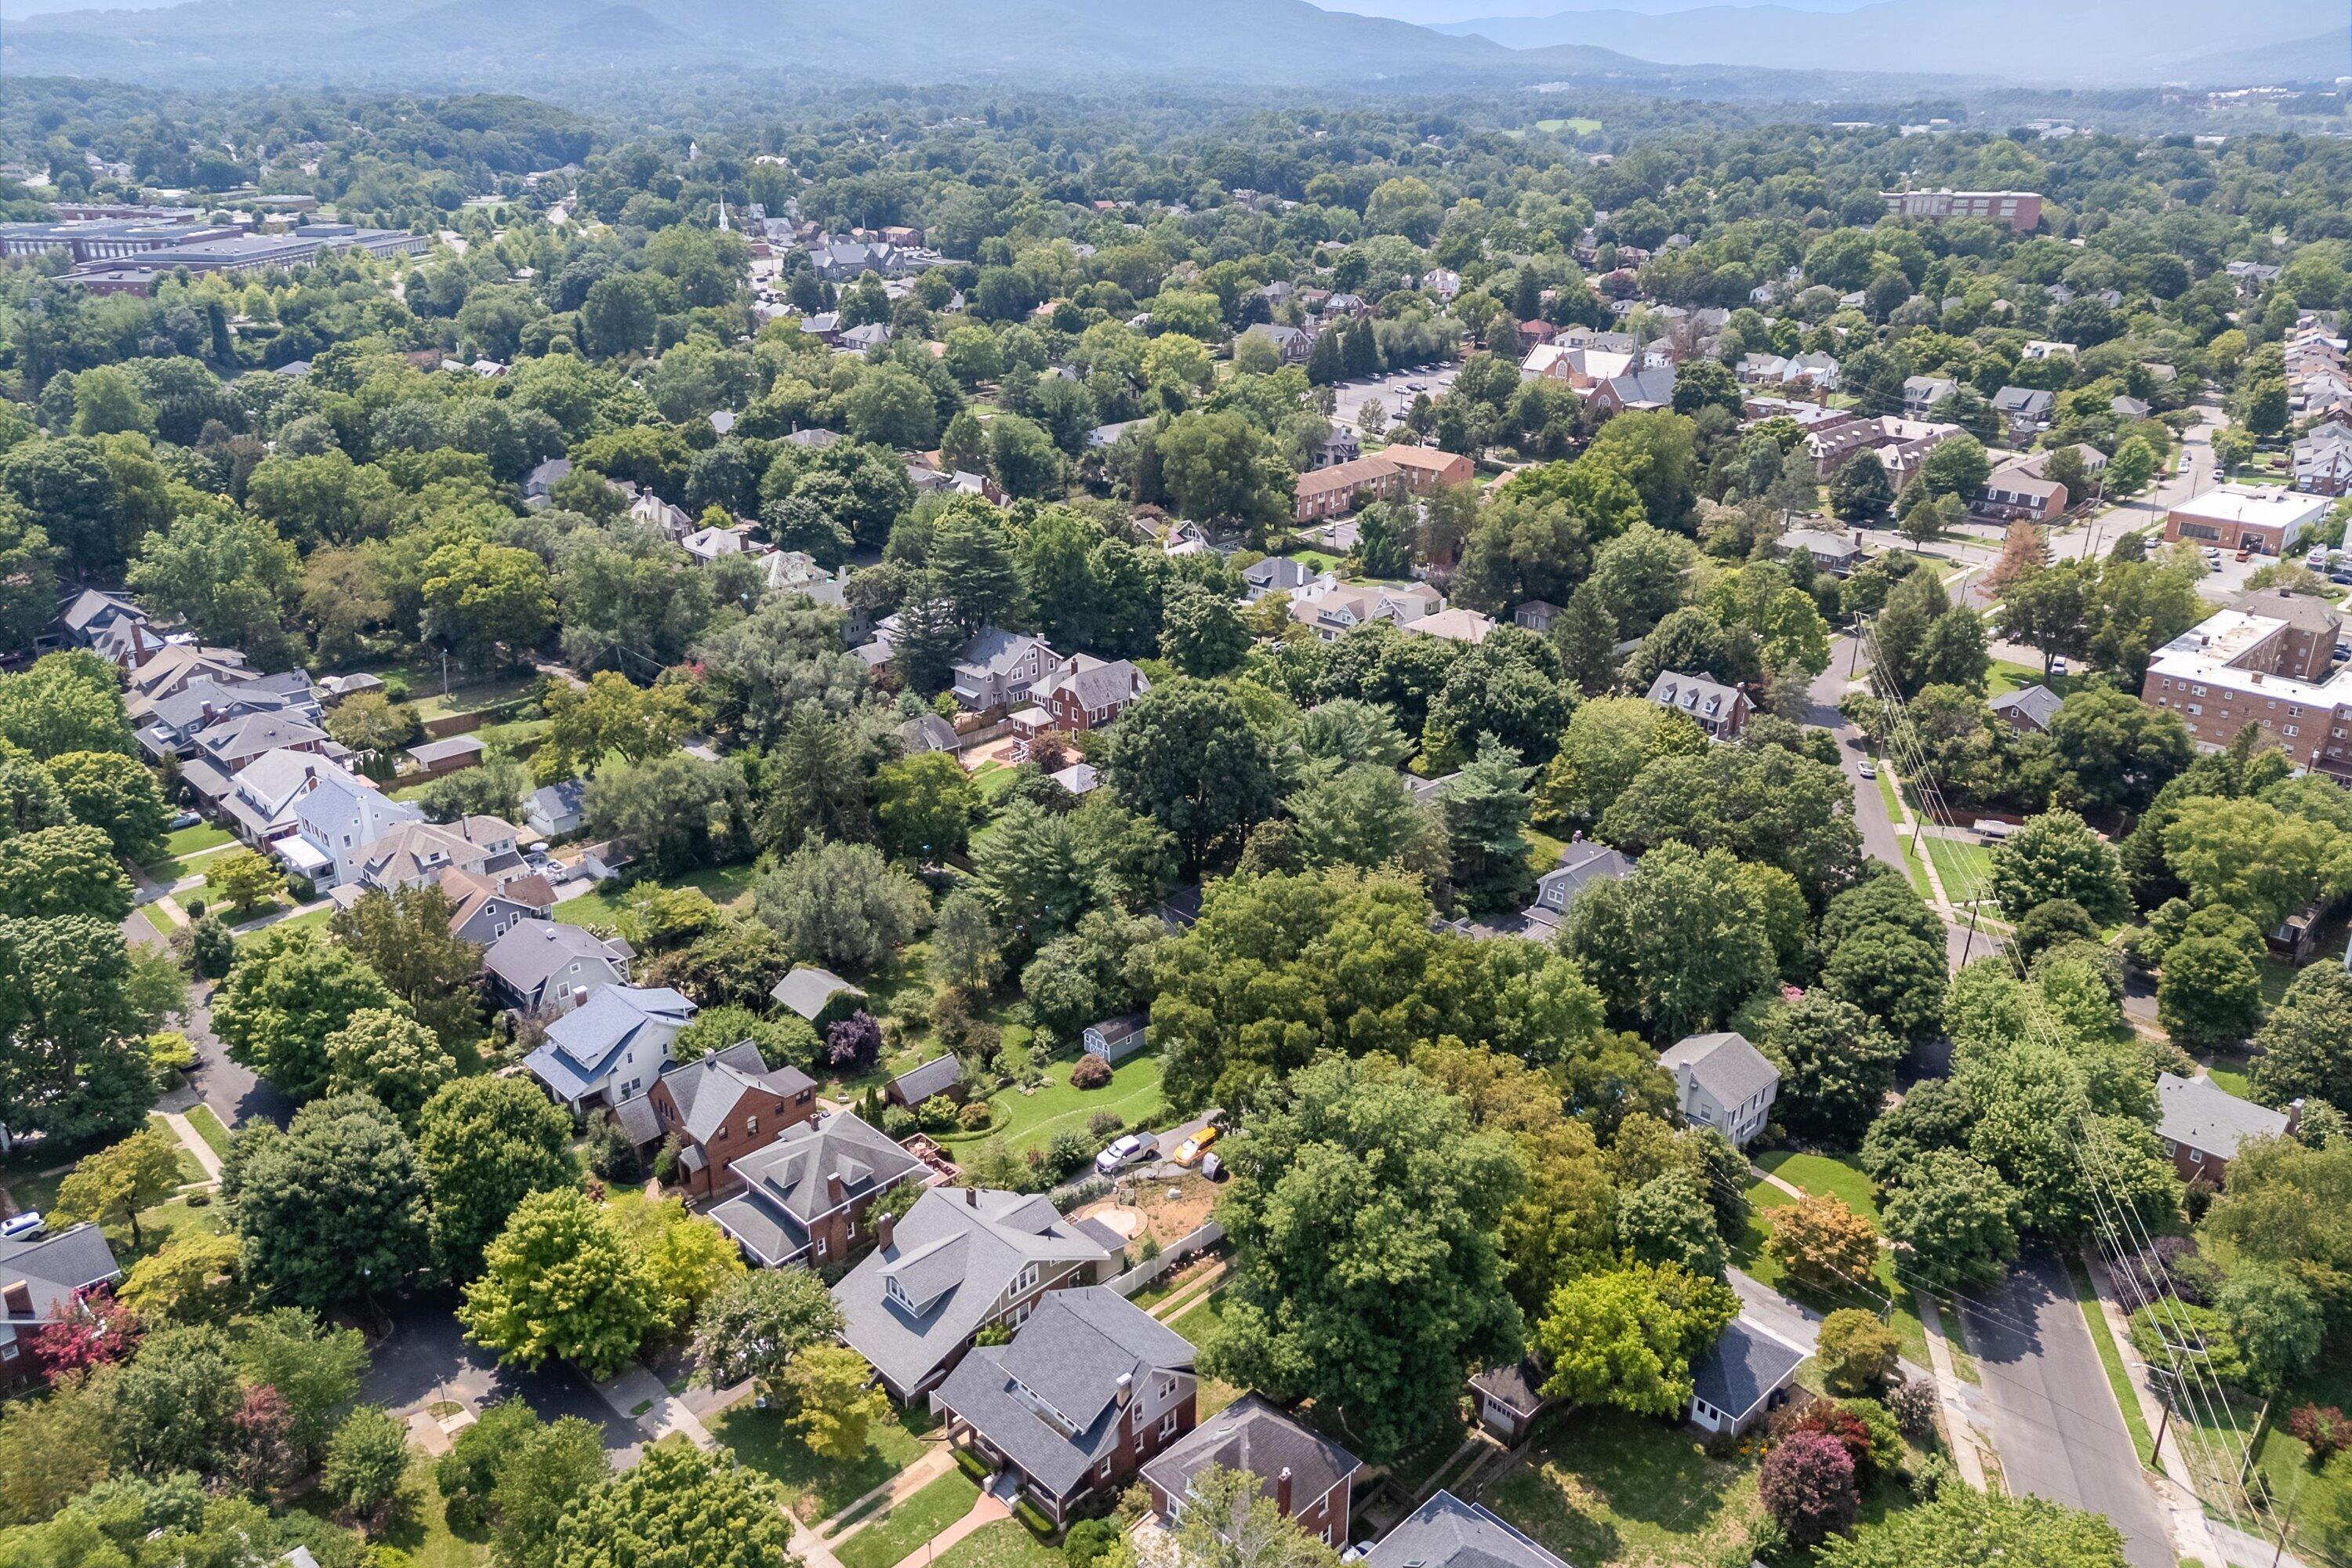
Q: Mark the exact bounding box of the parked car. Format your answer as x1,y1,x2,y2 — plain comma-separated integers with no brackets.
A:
1857,759,1877,780
1094,1132,1156,1176
1174,1126,1221,1167
167,810,201,830
2051,657,2068,676
2235,549,2252,562
0,1211,46,1241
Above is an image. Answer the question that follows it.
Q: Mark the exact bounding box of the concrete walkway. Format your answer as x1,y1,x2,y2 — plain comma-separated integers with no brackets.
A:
1912,1290,1990,1492
158,1109,223,1181
889,1492,1009,1568
2080,1252,2230,1568
822,1446,957,1538
593,1363,717,1452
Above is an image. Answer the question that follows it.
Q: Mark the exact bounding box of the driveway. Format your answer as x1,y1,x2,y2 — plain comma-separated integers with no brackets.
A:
363,1294,643,1468
1730,1266,1930,1387
1962,1251,2173,1568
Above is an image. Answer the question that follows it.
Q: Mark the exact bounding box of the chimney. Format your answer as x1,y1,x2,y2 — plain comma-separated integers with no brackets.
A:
826,1172,845,1206
572,986,588,1008
1115,1372,1132,1408
1276,1467,1293,1515
876,1210,896,1250
2289,1098,2306,1138
965,1186,978,1207
2,1281,30,1318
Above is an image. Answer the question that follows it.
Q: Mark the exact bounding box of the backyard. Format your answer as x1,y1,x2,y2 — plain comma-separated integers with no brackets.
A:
1741,1153,1931,1372
1486,1409,1765,1568
706,1401,935,1523
941,1046,1169,1159
550,862,760,930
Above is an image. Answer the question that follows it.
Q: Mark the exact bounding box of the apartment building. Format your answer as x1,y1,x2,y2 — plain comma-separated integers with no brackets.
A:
2140,593,2352,775
1878,189,2045,231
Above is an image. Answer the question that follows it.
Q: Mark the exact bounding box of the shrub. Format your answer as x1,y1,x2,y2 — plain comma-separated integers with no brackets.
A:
1138,1235,1162,1263
1840,1397,1905,1481
188,915,237,979
1065,1519,1120,1568
1013,1498,1057,1541
957,1101,993,1131
1777,1401,1874,1476
586,1118,641,1184
826,1010,884,1071
1087,1110,1123,1139
881,1105,916,1138
1817,1308,1902,1396
1759,1429,1858,1545
1887,1379,1940,1444
1070,1053,1113,1089
183,896,206,919
2288,1404,2352,1462
1909,1451,1954,1501
954,1446,992,1483
1046,1129,1094,1179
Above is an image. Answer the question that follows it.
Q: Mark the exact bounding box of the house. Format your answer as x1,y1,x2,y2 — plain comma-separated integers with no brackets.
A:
485,920,634,1016
405,735,485,779
1989,684,2064,734
949,629,1062,713
1312,429,1363,470
1142,1394,1360,1547
630,492,695,541
833,1185,1125,1400
1659,1030,1779,1147
1519,834,1634,933
1081,1014,1148,1062
1051,761,1101,797
2154,1072,2295,1186
1776,528,1864,575
708,1109,931,1265
1901,376,1958,416
59,587,150,662
1243,557,1316,601
522,456,572,504
2111,395,2152,421
1977,462,2068,524
1644,670,1751,741
1786,351,1841,390
1243,322,1316,365
1688,1316,1809,1436
193,712,335,775
0,1224,122,1379
523,985,695,1112
935,1287,1196,1525
1404,607,1498,645
1363,1492,1572,1568
124,643,250,708
612,1041,819,1198
349,815,522,896
1381,445,1476,494
206,749,375,852
524,780,587,839
887,1054,967,1109
1468,1359,1559,1444
264,760,423,887
1512,601,1562,633
1288,580,1443,641
898,713,962,755
1029,655,1149,733
1294,455,1403,524
438,866,555,946
771,964,866,1024
838,322,893,354
1991,385,2056,439
317,672,384,703
681,524,765,565
1737,352,1792,385
2294,424,2352,496
1588,365,1676,414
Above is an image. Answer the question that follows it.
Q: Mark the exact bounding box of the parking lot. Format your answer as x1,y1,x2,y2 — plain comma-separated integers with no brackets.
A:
1329,365,1457,431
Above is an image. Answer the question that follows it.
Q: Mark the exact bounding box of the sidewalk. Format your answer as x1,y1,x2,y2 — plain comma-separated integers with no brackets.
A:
158,1110,223,1182
889,1492,1009,1568
822,1446,957,1539
1911,1290,1990,1492
2080,1251,2230,1568
593,1363,717,1452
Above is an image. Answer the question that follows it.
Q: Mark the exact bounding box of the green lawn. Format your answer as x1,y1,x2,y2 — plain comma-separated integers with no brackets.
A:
833,1471,982,1568
1751,1152,1881,1222
1167,1287,1228,1352
942,1047,1167,1157
1733,1180,1930,1373
143,824,237,883
708,1403,931,1523
2201,1053,2256,1100
110,1191,225,1267
187,1104,235,1156
1922,836,1998,912
971,761,1024,804
929,1520,1065,1568
1986,659,2085,702
2063,1253,2157,1468
553,862,760,930
1535,116,1602,135
1488,1408,1766,1568
294,1455,487,1568
137,902,177,936
2,1165,65,1218
147,1118,209,1185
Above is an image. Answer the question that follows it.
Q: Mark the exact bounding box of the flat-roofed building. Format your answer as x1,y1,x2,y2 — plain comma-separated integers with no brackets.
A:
2165,487,2328,557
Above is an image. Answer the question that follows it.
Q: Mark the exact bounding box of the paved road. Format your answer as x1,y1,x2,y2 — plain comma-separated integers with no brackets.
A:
131,896,296,1134
1730,1266,1930,1387
363,1294,644,1468
1962,1251,2174,1568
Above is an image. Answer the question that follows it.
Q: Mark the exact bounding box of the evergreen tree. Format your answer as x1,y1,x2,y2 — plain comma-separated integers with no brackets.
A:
1440,737,1537,913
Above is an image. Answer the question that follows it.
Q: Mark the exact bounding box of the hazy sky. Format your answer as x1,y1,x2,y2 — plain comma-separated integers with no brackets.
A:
1312,0,1871,22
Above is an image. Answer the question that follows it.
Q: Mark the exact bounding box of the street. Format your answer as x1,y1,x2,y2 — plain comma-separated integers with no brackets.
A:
364,1294,644,1466
1962,1251,2175,1568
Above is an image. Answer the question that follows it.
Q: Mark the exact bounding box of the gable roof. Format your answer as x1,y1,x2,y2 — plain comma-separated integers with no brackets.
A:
526,985,694,1097
0,1223,122,1330
834,1187,1120,1393
485,920,631,995
708,1109,929,1265
771,964,865,1022
437,866,554,931
1363,1491,1573,1568
2156,1072,2290,1160
1659,1031,1779,1107
1645,670,1744,724
891,1054,964,1105
1036,654,1148,711
525,779,587,822
1689,1316,1809,1422
663,1042,813,1146
1988,684,2065,729
1140,1393,1359,1517
935,1287,1195,1497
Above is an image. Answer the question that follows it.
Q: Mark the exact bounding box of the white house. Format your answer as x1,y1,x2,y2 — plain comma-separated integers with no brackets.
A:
522,985,695,1111
1658,1030,1780,1147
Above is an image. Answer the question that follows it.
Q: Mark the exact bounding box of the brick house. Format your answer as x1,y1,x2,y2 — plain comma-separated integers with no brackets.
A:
2155,1072,2296,1187
706,1109,930,1266
1380,444,1476,494
1977,462,2068,523
1294,455,1403,522
1029,655,1149,733
1142,1394,1361,1548
612,1040,818,1198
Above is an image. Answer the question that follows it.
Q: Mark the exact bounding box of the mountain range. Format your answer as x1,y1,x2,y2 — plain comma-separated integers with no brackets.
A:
1427,0,2345,85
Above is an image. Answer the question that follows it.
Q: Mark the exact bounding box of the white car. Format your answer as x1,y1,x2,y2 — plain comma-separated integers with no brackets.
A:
1857,760,1878,780
1094,1132,1156,1176
2051,656,2068,676
0,1212,46,1241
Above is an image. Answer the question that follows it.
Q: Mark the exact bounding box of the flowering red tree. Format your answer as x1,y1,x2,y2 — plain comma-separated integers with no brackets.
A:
2288,1404,2352,1461
1779,1400,1873,1472
30,1287,141,1377
1759,1429,1859,1545
826,1010,883,1070
229,1384,303,1495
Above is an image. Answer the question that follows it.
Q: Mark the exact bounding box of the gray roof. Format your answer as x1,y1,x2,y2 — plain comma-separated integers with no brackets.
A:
1659,1031,1779,1107
526,779,587,822
198,711,328,760
708,1109,928,1265
1645,670,1744,724
524,985,694,1099
833,1187,1120,1395
1689,1316,1809,1423
1467,1359,1549,1417
1992,385,2055,414
1140,1393,1360,1516
899,713,961,753
935,1287,1195,1498
771,964,864,1022
1040,656,1146,712
1246,557,1315,593
2156,1072,2289,1161
60,588,143,634
486,923,633,990
1363,1491,1573,1568
0,1222,122,1327
406,735,485,767
1988,684,2064,729
1604,365,1677,407
1777,528,1862,561
652,1040,814,1147
2233,586,2345,634
891,1054,964,1105
1525,838,1632,921
955,626,1050,681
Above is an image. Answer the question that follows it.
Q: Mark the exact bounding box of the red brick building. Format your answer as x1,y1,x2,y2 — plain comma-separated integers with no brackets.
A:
1380,444,1476,495
705,1109,931,1268
1294,454,1402,522
612,1041,818,1198
1142,1394,1362,1548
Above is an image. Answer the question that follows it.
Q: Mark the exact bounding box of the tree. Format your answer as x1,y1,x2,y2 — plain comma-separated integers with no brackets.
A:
2255,964,2352,1114
693,1267,844,1397
782,1344,891,1460
1564,841,1777,1038
0,823,132,922
1155,412,1291,539
1918,434,1991,499
423,539,556,667
874,751,978,862
1880,1149,2020,1294
2158,935,2263,1049
1766,1193,1879,1295
550,1437,793,1568
212,927,401,1100
1171,1462,1342,1568
323,1008,457,1128
235,1305,368,1460
1990,811,2130,924
42,750,169,862
106,1321,244,1474
1817,1487,2127,1568
2047,689,2190,816
461,1188,663,1379
0,653,136,760
1820,919,1949,1044
1105,679,1279,871
0,913,154,1145
608,1196,746,1330
585,753,753,876
1439,739,1537,914
119,1230,247,1323
2161,793,2352,936
1828,452,1894,524
31,1283,141,1376
1817,1309,1901,1396
1160,580,1250,677
50,1127,181,1248
1615,1169,1726,1279
1761,1430,1858,1546
495,1418,610,1568
2217,1265,2324,1394
1532,696,1704,829
753,840,929,971
416,1076,579,1280
1534,1261,1740,1417
224,1093,430,1309
1200,1054,1526,1461
538,673,700,782
206,849,286,918
328,885,487,1049
321,1406,413,1530
1756,994,1904,1148
1284,764,1447,881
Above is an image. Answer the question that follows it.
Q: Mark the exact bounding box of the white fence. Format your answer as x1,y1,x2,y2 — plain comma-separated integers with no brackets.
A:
1107,1221,1225,1297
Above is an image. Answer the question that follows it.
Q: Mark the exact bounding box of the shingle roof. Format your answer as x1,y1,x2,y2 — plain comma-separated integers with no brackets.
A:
771,964,864,1022
1140,1394,1359,1517
525,985,694,1098
1363,1491,1573,1568
659,1044,815,1147
1645,670,1744,724
1659,1031,1779,1107
485,920,628,993
707,1109,927,1265
891,1054,963,1105
1689,1316,1809,1423
2156,1072,2290,1161
0,1223,122,1330
1988,684,2065,730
